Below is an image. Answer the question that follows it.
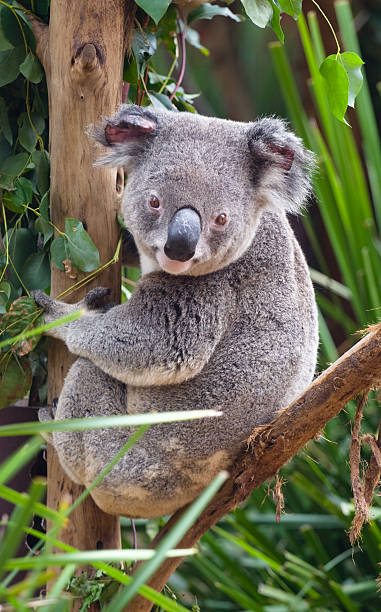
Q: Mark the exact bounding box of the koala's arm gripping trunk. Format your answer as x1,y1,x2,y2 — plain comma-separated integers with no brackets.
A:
36,278,232,387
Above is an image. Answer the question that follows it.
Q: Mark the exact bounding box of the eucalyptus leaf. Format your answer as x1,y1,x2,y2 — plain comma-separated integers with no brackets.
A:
0,45,25,87
148,92,174,111
0,356,32,410
0,153,29,189
188,3,241,23
0,281,11,314
22,251,50,291
134,0,171,25
340,51,364,108
320,55,349,124
0,134,11,165
270,1,284,43
241,0,273,28
20,51,44,84
131,30,157,74
3,177,34,213
65,218,100,272
185,29,209,56
18,112,45,153
0,97,12,145
6,227,35,289
35,215,53,246
50,235,68,271
39,190,50,219
123,54,138,87
31,150,50,195
0,6,24,49
277,0,302,19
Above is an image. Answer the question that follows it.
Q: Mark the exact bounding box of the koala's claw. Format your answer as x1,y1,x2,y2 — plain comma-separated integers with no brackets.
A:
83,287,111,310
38,405,55,422
31,290,54,312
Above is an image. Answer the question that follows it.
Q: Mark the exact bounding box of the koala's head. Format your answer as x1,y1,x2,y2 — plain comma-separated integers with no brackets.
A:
93,105,314,276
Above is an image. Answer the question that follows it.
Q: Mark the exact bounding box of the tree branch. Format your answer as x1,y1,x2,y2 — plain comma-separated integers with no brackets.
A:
125,322,381,612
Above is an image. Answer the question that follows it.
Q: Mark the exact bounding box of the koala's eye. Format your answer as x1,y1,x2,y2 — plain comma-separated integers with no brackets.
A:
148,194,161,211
214,213,228,227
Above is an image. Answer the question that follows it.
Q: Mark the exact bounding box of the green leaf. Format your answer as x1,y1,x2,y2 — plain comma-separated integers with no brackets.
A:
3,176,34,213
320,55,349,124
39,190,50,219
6,227,35,288
0,133,11,164
270,1,284,43
278,0,302,19
0,409,221,435
148,92,175,111
340,51,364,108
123,53,138,87
0,152,29,189
134,0,171,25
31,149,50,195
50,235,68,271
22,251,50,291
0,97,12,145
35,215,53,246
0,356,32,410
0,5,24,49
185,28,209,55
18,112,45,153
0,6,14,51
65,218,100,272
241,0,273,28
1,296,43,354
0,45,25,87
0,281,11,314
131,30,157,75
19,51,44,83
188,3,241,23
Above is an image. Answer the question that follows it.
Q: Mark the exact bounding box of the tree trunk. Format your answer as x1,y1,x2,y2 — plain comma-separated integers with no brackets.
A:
31,0,135,600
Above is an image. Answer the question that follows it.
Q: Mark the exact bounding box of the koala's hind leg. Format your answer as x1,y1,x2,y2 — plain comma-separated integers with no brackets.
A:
51,357,128,486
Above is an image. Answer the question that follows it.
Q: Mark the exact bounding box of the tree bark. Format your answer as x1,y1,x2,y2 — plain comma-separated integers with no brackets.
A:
126,322,381,612
30,0,135,599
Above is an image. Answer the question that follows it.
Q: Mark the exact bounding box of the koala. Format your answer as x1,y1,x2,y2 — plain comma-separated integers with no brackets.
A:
33,105,318,519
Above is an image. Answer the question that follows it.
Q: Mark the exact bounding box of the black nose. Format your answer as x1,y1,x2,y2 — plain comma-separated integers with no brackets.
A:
164,207,201,262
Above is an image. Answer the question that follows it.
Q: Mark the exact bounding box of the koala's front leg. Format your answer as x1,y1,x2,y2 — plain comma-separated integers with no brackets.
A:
32,287,111,342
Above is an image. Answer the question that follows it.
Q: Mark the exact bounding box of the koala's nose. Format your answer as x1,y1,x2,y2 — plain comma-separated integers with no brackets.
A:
164,207,201,262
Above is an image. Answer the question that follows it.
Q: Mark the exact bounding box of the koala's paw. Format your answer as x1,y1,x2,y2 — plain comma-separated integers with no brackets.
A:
38,404,55,444
82,287,111,311
30,291,73,339
31,290,56,314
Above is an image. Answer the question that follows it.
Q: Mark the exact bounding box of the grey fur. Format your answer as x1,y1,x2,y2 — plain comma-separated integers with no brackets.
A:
33,106,318,518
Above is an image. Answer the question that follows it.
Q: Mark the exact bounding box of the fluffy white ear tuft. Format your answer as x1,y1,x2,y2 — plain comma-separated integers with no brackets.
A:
247,118,315,214
89,104,158,168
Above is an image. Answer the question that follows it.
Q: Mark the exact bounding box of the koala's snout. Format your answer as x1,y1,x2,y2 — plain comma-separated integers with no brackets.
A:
164,207,201,262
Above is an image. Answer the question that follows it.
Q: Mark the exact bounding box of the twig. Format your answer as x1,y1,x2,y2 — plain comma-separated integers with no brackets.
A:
169,13,186,103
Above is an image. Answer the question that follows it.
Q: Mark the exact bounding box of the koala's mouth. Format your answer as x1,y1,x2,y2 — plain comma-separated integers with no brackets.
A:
156,250,193,275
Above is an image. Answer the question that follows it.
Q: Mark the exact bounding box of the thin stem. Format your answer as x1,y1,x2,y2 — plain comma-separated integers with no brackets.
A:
169,14,186,103
132,519,137,550
310,0,341,57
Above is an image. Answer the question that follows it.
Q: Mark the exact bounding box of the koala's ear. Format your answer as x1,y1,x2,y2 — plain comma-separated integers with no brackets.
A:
90,104,157,168
247,118,315,214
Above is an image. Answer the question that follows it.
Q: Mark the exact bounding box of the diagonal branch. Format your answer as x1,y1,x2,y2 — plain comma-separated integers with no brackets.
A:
125,322,381,612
